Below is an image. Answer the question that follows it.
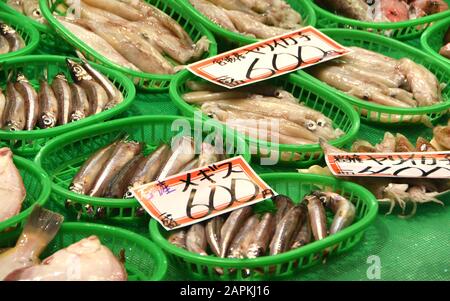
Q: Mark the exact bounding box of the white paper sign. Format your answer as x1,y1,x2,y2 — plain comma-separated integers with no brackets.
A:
131,156,277,230
325,152,450,179
187,26,351,89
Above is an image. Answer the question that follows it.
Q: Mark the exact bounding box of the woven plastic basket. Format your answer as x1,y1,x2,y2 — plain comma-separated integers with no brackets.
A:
179,0,317,47
310,0,450,40
34,115,251,223
0,55,136,156
0,12,40,61
150,173,378,280
421,18,450,65
0,155,51,232
300,29,450,125
170,70,360,167
40,0,218,92
0,222,168,281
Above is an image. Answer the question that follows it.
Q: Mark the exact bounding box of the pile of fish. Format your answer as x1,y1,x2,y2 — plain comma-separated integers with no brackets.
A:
0,206,127,281
182,81,345,161
68,135,223,218
0,58,124,132
168,192,356,275
189,0,303,39
301,131,450,218
7,0,45,23
0,22,25,55
310,47,444,117
439,27,450,59
317,0,448,22
0,147,26,224
56,0,210,74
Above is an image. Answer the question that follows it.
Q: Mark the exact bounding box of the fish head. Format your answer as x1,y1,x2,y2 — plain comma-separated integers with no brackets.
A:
304,118,340,140
0,23,16,35
16,72,30,83
70,111,86,123
66,58,93,82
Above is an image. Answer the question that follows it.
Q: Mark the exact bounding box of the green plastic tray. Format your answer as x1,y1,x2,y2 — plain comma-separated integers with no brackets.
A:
179,0,317,47
40,0,218,92
0,55,136,156
300,29,450,125
170,70,360,167
0,155,51,232
34,115,251,223
0,0,73,54
0,12,40,61
309,0,450,40
0,222,168,281
421,18,450,65
149,173,378,280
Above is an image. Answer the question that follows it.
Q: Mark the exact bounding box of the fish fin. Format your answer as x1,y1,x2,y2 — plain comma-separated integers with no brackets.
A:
20,205,64,247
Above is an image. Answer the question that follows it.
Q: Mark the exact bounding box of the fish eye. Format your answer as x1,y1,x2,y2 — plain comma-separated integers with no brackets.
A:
33,9,41,17
317,119,326,127
305,120,317,131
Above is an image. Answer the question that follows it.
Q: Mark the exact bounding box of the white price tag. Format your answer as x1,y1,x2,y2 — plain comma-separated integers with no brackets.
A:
131,156,277,230
187,26,351,89
325,152,450,179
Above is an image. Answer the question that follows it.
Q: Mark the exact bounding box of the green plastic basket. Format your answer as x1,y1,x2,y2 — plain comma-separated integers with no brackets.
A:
0,222,168,281
309,0,450,40
34,115,251,223
0,0,73,55
179,0,317,47
149,173,378,280
300,29,450,125
421,18,450,65
0,55,136,157
0,155,51,232
40,0,218,92
170,70,360,167
0,12,40,61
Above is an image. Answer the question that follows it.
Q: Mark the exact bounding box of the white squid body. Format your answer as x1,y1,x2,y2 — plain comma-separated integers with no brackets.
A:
6,236,127,281
0,147,26,223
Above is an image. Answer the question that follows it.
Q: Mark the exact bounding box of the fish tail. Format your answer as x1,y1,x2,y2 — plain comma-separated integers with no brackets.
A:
20,205,64,248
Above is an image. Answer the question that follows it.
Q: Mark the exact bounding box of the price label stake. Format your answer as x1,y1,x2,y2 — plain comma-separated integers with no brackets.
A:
325,151,450,179
131,156,277,230
187,26,351,89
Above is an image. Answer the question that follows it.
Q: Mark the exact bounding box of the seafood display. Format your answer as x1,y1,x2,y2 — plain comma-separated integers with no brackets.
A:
317,0,448,22
302,131,450,218
167,192,356,270
55,0,210,73
439,27,450,58
0,58,124,132
67,135,224,218
182,80,345,155
309,47,445,112
0,21,25,55
0,148,26,223
0,206,127,281
189,0,303,38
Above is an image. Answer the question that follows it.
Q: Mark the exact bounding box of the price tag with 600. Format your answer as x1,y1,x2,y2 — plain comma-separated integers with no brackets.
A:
131,156,277,230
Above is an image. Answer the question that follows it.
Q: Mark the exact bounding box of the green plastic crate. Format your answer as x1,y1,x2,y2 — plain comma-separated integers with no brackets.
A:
39,0,218,92
178,0,317,47
34,115,251,223
421,18,450,65
149,173,378,280
0,222,168,281
309,0,450,40
0,0,73,54
0,55,136,156
0,155,51,232
0,12,40,61
170,70,360,167
300,29,450,125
